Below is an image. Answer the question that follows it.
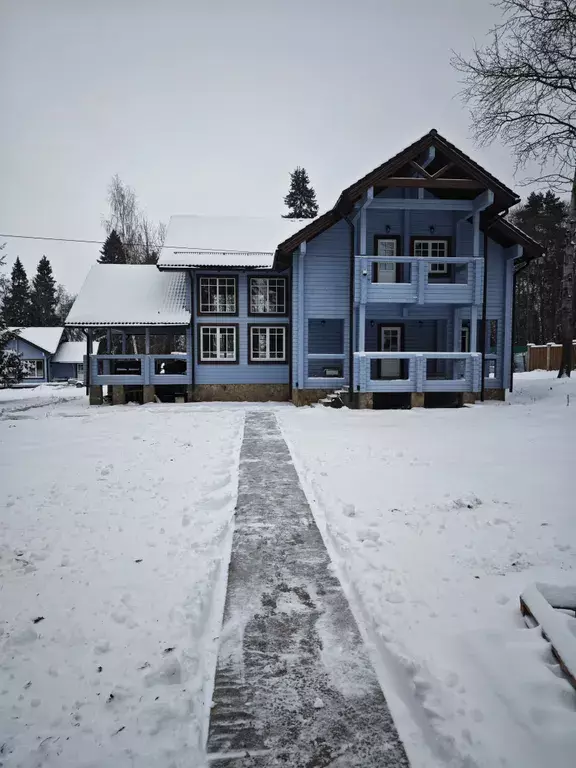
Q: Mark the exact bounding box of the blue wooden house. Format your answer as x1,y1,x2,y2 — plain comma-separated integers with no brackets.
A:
5,327,65,384
67,130,542,408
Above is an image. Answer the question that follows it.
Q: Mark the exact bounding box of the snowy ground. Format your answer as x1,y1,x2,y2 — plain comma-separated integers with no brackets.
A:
0,399,244,768
1,373,575,768
279,371,576,768
0,384,85,415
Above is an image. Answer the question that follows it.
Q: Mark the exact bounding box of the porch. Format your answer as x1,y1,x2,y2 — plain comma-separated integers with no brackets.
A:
355,256,484,305
87,326,193,388
354,351,482,393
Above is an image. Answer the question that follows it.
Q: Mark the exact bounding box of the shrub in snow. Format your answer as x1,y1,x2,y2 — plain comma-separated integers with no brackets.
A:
0,350,24,387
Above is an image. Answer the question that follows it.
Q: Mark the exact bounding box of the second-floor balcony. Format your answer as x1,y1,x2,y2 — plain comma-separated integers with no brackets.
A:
354,256,484,305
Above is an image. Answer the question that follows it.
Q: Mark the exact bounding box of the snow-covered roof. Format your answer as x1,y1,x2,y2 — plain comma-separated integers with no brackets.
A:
65,265,190,327
158,215,307,269
9,327,64,354
52,341,97,363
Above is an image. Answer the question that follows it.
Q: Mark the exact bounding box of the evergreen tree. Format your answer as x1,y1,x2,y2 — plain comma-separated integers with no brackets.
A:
98,229,127,264
2,257,32,326
30,256,58,325
283,167,319,219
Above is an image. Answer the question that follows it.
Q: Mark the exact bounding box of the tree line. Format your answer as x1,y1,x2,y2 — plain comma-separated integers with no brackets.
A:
0,252,73,327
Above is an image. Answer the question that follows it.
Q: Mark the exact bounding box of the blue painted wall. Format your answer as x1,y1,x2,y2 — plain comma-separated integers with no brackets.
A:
51,362,79,380
191,270,290,385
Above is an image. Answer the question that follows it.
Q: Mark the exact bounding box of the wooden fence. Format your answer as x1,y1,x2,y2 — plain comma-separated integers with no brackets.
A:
526,342,576,371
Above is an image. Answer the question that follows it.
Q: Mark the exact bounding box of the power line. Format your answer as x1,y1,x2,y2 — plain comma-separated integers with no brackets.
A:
0,232,272,254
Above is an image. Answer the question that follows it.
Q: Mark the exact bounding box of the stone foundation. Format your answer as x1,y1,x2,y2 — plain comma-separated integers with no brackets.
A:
483,388,506,401
411,392,425,408
111,385,126,405
142,385,155,404
192,383,290,402
292,389,331,407
462,392,480,405
89,385,103,405
357,393,374,409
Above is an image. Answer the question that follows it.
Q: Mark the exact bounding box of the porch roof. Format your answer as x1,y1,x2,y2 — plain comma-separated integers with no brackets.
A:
65,265,190,327
158,215,304,269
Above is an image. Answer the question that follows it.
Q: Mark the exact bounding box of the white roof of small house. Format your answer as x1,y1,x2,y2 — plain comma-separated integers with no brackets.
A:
52,341,97,363
158,215,306,269
9,327,64,354
65,265,190,327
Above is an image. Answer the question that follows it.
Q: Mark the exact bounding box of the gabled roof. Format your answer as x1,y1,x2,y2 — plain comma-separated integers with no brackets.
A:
65,265,190,327
9,327,64,354
159,215,304,269
275,129,522,262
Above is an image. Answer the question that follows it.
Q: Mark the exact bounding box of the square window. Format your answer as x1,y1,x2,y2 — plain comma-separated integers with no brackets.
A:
249,277,287,314
199,326,237,362
414,239,449,274
199,276,237,314
22,359,44,378
249,326,286,362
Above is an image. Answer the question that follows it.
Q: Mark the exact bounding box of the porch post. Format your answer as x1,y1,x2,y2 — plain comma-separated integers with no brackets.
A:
453,308,461,352
298,243,306,389
145,328,150,354
470,305,479,353
472,212,480,259
358,187,373,356
121,332,126,354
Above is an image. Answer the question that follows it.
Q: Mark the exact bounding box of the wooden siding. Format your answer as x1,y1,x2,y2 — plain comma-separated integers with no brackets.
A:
192,270,290,385
300,219,351,387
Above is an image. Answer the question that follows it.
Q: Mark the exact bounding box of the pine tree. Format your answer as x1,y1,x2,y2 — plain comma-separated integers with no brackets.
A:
1,257,32,326
30,256,58,325
98,229,127,264
283,167,319,219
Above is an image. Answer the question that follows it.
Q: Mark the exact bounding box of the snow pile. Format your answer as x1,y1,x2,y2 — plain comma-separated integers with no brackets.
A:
0,384,86,414
279,372,576,768
0,401,243,767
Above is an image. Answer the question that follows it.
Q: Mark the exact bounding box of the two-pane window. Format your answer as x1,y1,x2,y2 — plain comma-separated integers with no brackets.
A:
249,277,287,314
22,360,44,378
199,277,237,314
413,239,449,273
199,326,237,362
249,326,286,362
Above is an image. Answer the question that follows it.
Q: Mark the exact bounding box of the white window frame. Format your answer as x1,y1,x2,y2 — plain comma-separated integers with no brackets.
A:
22,359,45,378
249,326,286,362
199,326,237,362
249,277,287,315
76,362,85,378
374,238,398,283
413,239,449,274
198,276,237,314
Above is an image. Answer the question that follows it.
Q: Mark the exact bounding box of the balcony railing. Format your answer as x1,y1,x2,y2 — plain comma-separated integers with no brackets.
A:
354,352,482,393
354,256,484,305
90,354,191,385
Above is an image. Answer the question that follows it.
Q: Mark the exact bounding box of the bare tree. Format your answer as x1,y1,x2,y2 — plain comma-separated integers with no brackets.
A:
103,175,166,264
452,0,576,376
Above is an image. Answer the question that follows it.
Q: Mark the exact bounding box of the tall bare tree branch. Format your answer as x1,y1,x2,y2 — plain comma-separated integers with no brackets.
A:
452,0,576,376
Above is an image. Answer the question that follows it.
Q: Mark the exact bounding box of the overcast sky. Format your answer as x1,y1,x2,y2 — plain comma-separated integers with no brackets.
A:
1,0,535,293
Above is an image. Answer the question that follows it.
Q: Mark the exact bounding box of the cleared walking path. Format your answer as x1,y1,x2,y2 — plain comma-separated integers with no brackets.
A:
207,411,409,767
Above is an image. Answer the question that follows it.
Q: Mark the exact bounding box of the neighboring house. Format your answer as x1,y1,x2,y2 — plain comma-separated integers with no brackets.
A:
66,129,543,408
5,327,65,384
51,341,94,382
